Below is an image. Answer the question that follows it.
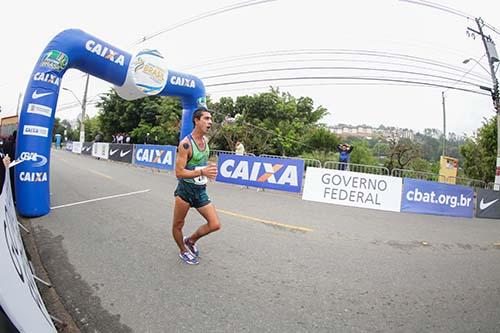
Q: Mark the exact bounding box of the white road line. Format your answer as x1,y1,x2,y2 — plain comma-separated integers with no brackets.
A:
51,189,151,210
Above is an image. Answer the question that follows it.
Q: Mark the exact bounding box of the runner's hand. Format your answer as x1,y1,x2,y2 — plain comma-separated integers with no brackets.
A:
202,164,218,180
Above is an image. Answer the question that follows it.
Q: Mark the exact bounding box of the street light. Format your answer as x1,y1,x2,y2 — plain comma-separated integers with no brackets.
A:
462,58,492,77
62,74,90,143
62,87,82,106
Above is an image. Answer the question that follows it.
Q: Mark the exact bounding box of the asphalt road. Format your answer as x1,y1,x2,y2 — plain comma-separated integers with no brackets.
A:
27,149,500,332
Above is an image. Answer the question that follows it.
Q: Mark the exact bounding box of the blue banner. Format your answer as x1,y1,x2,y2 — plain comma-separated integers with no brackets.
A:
133,144,176,170
401,178,474,218
216,154,304,192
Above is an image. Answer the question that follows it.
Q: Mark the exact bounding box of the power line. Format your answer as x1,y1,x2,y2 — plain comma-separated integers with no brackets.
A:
444,54,486,94
2,1,277,103
182,48,491,83
205,76,490,96
183,48,471,72
192,57,492,84
130,0,277,46
399,0,473,20
400,0,500,36
200,66,489,89
207,81,484,95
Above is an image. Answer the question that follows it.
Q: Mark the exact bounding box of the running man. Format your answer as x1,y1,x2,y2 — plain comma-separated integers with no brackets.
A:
172,107,221,265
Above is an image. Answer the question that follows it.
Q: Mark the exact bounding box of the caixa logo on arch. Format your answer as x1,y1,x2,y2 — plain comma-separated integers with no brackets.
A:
19,152,48,167
216,154,304,192
19,172,47,182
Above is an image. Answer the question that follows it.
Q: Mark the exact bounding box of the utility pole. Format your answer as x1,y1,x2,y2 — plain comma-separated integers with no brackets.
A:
442,91,446,156
80,74,90,143
16,92,22,116
468,18,500,188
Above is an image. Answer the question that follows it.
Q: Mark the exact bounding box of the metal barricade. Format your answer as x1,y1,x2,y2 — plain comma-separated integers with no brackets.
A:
323,161,390,175
390,168,439,181
447,176,487,189
259,154,321,169
209,149,255,163
487,182,500,190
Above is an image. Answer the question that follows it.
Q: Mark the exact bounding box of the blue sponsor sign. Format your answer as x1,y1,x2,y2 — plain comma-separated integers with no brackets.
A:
216,154,304,192
133,144,176,170
401,178,474,218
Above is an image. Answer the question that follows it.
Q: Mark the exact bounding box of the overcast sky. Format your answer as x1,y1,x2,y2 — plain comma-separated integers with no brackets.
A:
1,0,499,136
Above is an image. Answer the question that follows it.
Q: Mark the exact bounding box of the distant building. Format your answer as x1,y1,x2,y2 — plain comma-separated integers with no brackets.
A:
329,124,414,141
0,115,18,138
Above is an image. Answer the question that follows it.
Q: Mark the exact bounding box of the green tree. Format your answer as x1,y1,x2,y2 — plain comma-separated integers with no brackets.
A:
348,139,376,165
303,126,340,152
385,137,422,171
83,116,101,142
53,117,78,140
96,90,182,144
459,116,497,182
415,132,441,161
209,88,328,156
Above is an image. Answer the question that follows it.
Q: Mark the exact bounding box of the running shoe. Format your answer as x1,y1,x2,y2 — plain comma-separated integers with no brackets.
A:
183,236,200,257
179,251,199,265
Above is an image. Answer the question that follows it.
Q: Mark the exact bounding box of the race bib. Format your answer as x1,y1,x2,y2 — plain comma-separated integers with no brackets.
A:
193,166,208,185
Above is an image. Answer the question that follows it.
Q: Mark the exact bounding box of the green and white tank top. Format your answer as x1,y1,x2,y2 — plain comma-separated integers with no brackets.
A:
182,134,210,185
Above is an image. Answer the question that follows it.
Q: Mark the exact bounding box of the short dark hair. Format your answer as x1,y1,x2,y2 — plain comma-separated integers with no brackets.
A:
192,107,210,126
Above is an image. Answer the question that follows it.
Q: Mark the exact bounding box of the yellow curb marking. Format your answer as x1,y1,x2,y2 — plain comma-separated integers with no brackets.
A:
218,208,313,233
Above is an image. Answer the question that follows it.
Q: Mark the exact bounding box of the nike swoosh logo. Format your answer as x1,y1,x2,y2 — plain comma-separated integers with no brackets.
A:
120,150,131,157
480,198,499,210
109,149,119,155
32,90,53,99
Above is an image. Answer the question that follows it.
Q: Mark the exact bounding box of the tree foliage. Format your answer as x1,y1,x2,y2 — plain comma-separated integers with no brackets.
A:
385,137,422,171
208,88,330,156
459,116,497,182
53,117,78,141
96,91,182,144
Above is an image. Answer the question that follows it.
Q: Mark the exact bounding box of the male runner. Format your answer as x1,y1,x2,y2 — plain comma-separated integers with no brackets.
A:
172,107,220,265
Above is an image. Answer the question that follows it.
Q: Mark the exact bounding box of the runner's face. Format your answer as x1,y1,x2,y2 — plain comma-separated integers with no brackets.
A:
196,111,212,133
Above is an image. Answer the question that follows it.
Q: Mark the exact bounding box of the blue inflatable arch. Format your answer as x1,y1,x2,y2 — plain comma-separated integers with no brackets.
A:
16,29,207,217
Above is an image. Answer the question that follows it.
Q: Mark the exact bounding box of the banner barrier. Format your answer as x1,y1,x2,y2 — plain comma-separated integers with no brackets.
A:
108,144,133,164
475,188,500,219
216,154,304,192
81,142,93,155
0,169,56,332
71,141,82,154
133,144,176,170
401,178,474,218
302,167,403,211
91,142,109,160
65,141,73,152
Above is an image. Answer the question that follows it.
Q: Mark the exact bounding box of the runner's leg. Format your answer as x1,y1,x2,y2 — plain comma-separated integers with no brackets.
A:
172,196,191,253
189,203,221,243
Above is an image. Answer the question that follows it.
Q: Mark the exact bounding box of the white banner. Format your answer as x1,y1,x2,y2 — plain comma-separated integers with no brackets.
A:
72,141,82,154
0,170,56,332
302,167,403,212
92,142,109,159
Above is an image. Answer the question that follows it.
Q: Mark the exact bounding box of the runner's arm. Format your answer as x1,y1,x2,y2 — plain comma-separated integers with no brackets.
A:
175,139,203,179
